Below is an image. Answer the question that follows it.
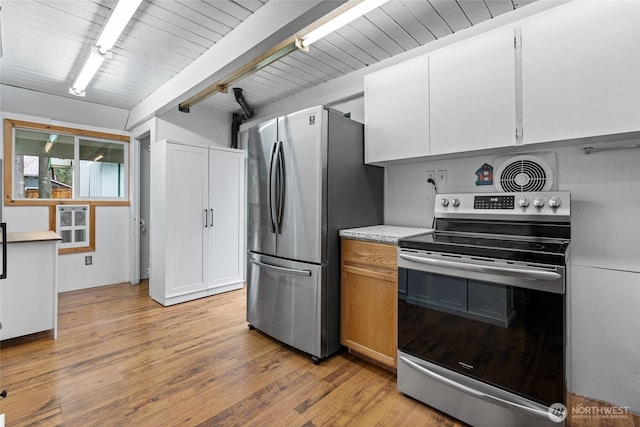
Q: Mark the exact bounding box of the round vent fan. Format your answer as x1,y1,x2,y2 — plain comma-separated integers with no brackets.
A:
75,210,86,226
60,211,72,227
495,155,553,192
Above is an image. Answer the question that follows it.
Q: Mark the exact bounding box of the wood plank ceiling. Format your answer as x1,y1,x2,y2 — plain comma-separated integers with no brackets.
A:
0,0,536,116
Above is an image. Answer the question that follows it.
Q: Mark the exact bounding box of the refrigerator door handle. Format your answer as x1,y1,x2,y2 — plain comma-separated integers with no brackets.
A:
276,141,285,234
268,142,278,233
1,222,7,279
250,258,311,276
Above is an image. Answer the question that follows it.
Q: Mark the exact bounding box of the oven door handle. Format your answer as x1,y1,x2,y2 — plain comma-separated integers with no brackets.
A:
399,356,557,421
398,253,561,281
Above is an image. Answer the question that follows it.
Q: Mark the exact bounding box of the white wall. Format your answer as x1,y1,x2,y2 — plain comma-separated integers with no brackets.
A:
57,207,131,292
157,105,232,147
1,86,131,292
0,85,129,130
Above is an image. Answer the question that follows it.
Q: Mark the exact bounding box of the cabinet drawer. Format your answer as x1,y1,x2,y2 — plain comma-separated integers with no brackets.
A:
341,239,397,274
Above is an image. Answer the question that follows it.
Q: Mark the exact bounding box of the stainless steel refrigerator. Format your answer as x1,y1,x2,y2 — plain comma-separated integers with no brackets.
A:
240,106,383,362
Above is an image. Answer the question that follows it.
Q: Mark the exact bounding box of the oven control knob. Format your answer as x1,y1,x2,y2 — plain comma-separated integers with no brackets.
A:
452,198,460,207
441,198,449,207
532,197,545,208
518,198,530,208
548,197,562,208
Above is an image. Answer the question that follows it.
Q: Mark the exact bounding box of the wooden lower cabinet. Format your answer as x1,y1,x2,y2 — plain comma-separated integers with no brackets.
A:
341,238,398,369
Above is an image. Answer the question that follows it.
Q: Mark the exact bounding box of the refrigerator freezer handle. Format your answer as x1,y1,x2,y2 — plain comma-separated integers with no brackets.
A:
268,142,278,233
250,258,311,276
1,222,7,279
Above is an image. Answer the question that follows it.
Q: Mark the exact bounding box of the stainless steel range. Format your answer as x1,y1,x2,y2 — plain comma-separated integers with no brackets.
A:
397,192,570,427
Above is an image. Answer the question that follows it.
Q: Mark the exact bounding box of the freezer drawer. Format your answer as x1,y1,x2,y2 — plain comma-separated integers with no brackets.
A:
246,253,324,358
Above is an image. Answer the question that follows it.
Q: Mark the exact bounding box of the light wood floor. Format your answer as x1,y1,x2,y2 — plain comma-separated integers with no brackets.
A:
0,281,638,426
0,281,462,426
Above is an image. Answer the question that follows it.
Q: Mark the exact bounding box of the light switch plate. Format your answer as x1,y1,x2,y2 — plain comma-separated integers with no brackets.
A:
437,170,447,184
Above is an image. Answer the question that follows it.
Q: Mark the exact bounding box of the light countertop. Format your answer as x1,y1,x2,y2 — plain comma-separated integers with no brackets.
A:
3,231,62,244
340,225,433,245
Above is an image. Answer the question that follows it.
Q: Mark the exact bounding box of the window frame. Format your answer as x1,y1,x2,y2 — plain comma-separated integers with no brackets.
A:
4,119,130,207
49,204,96,255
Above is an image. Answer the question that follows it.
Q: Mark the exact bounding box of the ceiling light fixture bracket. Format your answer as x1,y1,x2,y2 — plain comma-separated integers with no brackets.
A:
294,37,309,52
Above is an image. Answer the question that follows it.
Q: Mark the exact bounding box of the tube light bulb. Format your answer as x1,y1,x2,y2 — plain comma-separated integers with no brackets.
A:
69,47,106,96
96,0,144,54
298,0,390,49
44,134,57,153
94,153,105,162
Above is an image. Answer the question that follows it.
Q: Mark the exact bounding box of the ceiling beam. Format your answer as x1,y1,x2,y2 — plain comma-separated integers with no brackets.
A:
126,1,345,130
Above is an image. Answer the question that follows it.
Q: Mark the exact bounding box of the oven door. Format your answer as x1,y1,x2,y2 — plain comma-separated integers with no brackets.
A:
397,248,565,410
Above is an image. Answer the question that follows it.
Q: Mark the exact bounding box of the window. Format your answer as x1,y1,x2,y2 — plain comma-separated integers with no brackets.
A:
78,138,126,198
4,119,129,205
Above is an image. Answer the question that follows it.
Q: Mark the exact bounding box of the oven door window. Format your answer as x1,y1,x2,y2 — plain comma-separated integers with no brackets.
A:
398,268,564,407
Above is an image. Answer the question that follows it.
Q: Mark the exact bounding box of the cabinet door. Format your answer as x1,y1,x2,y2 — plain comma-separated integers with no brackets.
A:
522,1,640,144
341,265,398,368
364,55,429,164
165,143,208,296
208,148,244,290
429,27,517,155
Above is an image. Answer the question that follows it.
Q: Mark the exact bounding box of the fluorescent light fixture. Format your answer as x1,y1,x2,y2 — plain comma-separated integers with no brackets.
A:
297,0,391,50
44,134,58,153
95,0,143,54
0,6,4,58
69,0,142,96
69,47,108,96
93,153,105,162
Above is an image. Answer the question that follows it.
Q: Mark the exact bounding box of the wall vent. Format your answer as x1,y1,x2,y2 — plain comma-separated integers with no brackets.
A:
493,153,556,192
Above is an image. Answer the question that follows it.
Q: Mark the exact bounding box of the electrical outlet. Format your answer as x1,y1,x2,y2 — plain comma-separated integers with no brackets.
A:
437,170,448,184
426,170,436,182
85,255,92,266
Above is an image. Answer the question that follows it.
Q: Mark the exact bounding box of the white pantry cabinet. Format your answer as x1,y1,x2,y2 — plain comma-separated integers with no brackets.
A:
364,55,430,164
149,139,244,306
429,27,517,155
521,0,640,144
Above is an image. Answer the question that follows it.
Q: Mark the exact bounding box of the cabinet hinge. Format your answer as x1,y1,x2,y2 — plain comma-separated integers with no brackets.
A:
514,29,522,50
516,125,524,142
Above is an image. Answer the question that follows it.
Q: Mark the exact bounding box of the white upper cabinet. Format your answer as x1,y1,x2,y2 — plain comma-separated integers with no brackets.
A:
364,55,430,164
429,27,517,155
521,0,640,144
